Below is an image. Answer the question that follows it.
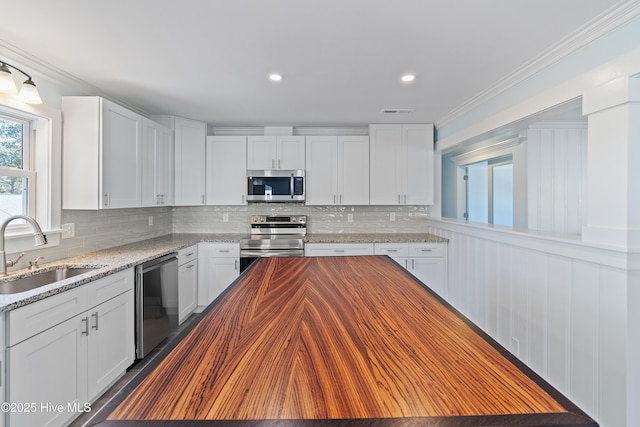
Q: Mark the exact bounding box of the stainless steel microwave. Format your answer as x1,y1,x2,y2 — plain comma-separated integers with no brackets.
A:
247,170,305,202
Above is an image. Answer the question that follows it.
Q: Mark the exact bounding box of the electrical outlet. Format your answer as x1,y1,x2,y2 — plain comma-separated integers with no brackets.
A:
390,212,396,221
61,223,75,239
148,216,154,226
511,337,520,356
347,213,353,223
223,213,229,222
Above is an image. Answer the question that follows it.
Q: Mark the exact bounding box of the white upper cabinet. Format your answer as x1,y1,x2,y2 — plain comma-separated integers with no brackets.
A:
171,118,207,206
142,117,174,207
369,124,434,205
247,136,305,170
62,96,143,209
206,136,247,205
306,136,369,205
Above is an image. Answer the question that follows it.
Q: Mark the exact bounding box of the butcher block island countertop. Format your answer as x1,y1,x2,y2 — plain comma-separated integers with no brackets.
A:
93,256,596,427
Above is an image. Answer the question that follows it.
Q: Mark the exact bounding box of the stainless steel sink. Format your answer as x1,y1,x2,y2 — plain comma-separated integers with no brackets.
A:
0,267,99,295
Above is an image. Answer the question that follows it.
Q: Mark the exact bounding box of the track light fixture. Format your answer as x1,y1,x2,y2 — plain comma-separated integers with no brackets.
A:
0,60,42,104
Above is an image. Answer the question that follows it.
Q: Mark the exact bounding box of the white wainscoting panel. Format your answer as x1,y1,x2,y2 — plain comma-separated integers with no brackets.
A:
527,121,587,236
427,220,631,427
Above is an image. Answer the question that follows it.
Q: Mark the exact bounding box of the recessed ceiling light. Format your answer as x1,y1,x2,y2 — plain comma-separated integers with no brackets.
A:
401,74,415,82
269,73,283,82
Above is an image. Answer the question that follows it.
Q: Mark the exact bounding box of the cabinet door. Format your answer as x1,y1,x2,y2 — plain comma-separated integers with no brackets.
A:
8,314,88,427
369,125,403,204
198,257,239,307
247,136,276,169
197,244,240,308
178,259,198,324
158,124,174,205
305,136,338,205
410,257,446,297
404,124,434,205
339,136,369,205
87,290,135,401
175,118,206,205
101,99,143,208
206,136,247,205
277,136,305,169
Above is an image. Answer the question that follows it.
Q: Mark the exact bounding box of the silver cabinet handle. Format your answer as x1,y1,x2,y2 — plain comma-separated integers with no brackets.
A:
334,249,345,253
81,317,90,336
185,252,194,256
278,159,281,168
333,194,336,204
186,264,195,269
412,259,415,269
421,249,433,252
398,194,401,204
201,195,205,204
272,159,275,168
234,260,238,271
91,312,99,331
387,249,398,253
339,194,342,204
104,192,111,207
404,194,407,204
219,249,230,253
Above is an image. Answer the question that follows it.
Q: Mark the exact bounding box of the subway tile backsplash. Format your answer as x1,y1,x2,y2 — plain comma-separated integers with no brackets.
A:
172,205,430,234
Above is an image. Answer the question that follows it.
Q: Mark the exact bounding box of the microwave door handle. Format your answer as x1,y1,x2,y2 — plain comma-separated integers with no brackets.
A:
290,173,294,199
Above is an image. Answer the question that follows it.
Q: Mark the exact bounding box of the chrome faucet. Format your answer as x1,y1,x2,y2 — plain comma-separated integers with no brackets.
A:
0,215,48,276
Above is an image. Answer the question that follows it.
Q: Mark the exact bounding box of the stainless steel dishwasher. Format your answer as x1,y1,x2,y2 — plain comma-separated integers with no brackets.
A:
135,253,179,359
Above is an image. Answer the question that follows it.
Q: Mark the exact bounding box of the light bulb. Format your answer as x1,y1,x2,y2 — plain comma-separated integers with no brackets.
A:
18,79,42,104
0,64,17,93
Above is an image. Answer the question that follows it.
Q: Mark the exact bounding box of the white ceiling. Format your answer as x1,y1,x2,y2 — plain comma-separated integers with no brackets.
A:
0,0,623,126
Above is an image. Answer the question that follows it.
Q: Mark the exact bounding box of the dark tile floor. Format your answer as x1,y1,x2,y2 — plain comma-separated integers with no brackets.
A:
68,313,200,426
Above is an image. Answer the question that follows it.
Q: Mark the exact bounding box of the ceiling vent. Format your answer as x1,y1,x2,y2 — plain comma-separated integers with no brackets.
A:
382,109,415,114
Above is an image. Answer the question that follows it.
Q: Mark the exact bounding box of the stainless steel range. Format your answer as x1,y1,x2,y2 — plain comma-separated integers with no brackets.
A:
239,215,306,272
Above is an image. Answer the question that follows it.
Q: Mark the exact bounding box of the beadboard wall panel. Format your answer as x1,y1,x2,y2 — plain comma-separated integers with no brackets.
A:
527,121,588,235
427,221,629,427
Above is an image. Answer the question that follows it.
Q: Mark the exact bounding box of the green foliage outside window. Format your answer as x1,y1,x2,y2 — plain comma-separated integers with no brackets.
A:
0,117,24,195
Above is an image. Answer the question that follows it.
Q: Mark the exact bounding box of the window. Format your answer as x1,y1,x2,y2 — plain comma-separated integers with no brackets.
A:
0,112,36,224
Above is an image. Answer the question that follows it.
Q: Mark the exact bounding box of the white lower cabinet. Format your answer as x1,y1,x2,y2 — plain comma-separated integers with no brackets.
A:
5,269,134,427
304,243,374,257
374,242,447,297
178,245,198,324
197,243,239,310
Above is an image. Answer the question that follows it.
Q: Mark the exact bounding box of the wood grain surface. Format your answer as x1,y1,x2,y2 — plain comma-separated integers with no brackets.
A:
104,256,595,425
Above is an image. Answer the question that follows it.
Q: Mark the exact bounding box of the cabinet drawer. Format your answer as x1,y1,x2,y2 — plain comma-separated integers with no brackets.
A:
8,285,88,346
178,245,198,265
86,269,134,308
305,243,374,257
408,243,444,258
374,243,409,257
200,242,239,257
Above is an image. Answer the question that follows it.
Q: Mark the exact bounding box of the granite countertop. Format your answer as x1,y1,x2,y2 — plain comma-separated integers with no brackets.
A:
0,232,446,313
305,233,448,244
0,233,245,313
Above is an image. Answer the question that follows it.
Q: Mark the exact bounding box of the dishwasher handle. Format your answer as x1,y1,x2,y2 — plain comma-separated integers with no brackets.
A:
139,253,178,273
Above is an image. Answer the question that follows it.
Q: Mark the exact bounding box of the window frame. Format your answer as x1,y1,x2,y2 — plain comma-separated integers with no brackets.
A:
0,96,61,253
0,111,37,230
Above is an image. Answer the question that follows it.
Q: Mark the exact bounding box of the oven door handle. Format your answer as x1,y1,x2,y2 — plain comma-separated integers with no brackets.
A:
241,250,304,257
290,173,294,199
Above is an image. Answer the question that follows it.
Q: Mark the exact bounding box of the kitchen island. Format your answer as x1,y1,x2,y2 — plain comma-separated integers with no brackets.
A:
91,256,596,426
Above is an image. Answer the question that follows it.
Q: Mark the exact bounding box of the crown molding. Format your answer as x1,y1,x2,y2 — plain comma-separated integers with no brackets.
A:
435,0,640,129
